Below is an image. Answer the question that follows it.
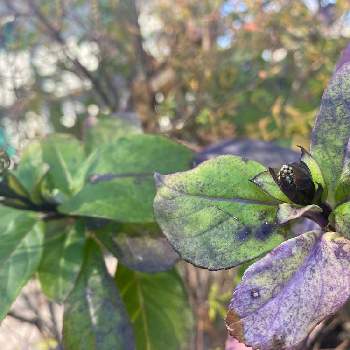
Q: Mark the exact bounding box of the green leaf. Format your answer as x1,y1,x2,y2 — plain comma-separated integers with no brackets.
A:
38,219,86,303
251,171,291,203
299,146,327,201
59,135,193,222
95,223,179,273
0,173,32,208
335,169,350,204
311,63,350,205
63,239,135,350
41,134,87,197
0,206,43,320
5,172,30,198
12,141,48,204
116,264,193,350
84,114,142,154
332,202,350,239
154,155,286,270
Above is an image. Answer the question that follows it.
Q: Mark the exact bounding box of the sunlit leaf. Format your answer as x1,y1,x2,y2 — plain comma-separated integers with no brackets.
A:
12,141,48,204
41,134,87,197
38,219,86,303
59,135,193,222
0,206,43,320
154,156,286,269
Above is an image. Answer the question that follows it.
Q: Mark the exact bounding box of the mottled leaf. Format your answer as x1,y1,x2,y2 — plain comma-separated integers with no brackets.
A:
311,63,350,205
116,264,193,350
59,135,193,223
84,114,142,154
332,202,350,239
334,168,350,204
277,203,322,225
38,219,86,303
154,156,286,270
0,206,43,320
251,171,291,203
334,118,350,203
63,239,134,350
226,231,350,350
96,223,179,273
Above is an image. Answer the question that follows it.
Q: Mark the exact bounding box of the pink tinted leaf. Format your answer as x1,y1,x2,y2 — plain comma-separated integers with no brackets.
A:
225,336,252,350
226,231,350,350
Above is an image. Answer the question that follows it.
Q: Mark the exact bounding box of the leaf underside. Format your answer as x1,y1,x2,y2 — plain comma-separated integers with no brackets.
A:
96,223,179,273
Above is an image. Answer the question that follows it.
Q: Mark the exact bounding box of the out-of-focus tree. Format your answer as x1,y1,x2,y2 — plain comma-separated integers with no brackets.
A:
0,0,349,148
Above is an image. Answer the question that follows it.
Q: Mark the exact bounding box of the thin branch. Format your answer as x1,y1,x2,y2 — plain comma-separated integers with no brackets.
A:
7,311,43,333
25,0,117,110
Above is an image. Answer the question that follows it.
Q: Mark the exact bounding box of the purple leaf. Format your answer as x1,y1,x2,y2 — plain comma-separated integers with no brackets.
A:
226,231,350,350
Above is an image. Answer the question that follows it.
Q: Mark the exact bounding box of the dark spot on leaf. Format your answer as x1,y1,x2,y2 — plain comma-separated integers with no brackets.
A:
272,335,286,349
250,288,260,299
237,227,251,241
334,243,350,260
255,223,274,240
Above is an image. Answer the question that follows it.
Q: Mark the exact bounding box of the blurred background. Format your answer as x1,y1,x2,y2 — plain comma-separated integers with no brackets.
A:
0,0,350,349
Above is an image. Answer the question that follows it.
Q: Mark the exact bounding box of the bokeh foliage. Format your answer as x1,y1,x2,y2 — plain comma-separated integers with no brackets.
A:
0,0,349,147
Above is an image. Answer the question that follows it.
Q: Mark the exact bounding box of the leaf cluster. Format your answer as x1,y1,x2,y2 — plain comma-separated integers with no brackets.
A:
0,116,194,349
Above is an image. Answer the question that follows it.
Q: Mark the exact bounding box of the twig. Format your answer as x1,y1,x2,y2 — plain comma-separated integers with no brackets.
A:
7,311,43,332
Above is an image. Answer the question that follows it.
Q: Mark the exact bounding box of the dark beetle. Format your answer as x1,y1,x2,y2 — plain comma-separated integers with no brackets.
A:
269,161,321,206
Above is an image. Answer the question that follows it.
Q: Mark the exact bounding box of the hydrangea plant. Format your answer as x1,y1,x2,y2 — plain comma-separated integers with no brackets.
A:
154,45,350,349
